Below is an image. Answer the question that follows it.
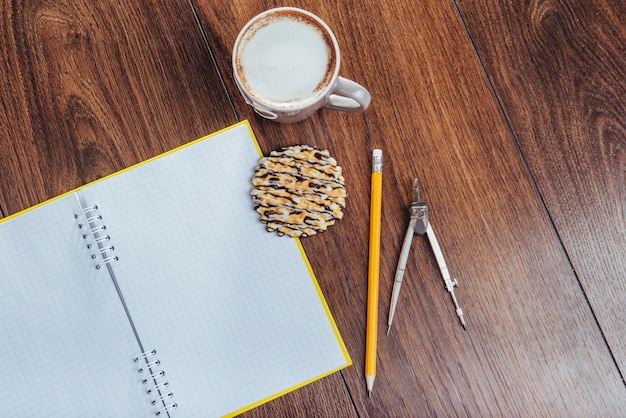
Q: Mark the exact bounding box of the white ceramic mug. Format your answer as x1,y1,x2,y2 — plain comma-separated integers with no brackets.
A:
232,7,371,123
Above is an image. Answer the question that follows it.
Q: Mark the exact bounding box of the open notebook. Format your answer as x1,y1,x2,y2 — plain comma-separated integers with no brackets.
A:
0,121,351,417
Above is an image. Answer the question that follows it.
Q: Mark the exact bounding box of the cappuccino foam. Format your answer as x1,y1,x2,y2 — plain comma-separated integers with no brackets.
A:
236,12,336,107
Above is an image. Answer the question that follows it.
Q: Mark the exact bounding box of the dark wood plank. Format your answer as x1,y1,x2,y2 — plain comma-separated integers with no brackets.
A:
2,0,625,415
232,374,357,418
0,0,236,215
456,0,626,377
193,0,626,416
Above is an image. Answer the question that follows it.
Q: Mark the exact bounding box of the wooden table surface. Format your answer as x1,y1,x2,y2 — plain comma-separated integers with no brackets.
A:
2,0,624,416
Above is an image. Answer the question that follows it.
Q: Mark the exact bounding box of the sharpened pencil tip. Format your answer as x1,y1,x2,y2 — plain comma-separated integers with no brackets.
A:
368,389,372,398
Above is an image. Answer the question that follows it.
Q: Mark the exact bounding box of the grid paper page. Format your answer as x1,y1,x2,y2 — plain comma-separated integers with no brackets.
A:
78,121,351,417
0,194,153,417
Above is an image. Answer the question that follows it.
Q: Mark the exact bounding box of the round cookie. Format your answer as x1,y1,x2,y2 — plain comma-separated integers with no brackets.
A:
251,145,347,237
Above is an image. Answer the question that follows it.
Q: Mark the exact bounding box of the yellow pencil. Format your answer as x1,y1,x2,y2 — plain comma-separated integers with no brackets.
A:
366,149,383,397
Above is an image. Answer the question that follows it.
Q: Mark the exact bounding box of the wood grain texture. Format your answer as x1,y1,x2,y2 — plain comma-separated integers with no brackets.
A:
192,0,626,416
1,0,625,416
0,0,236,214
456,0,626,377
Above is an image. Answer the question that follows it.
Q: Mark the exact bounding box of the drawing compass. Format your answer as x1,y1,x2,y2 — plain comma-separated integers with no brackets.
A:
387,178,466,332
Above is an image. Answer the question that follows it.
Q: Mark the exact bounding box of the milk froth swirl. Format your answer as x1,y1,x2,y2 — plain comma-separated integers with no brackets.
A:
235,10,336,108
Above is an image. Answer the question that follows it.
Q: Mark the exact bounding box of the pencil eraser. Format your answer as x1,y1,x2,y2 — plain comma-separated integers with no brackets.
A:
373,149,382,158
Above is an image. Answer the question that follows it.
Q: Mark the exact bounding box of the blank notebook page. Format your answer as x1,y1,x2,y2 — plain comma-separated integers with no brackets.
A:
0,195,150,417
78,122,351,416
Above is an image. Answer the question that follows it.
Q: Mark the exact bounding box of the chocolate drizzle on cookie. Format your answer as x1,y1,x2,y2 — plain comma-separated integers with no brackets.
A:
251,145,347,237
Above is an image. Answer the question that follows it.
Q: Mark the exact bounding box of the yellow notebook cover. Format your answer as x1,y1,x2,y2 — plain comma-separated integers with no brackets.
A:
0,120,351,417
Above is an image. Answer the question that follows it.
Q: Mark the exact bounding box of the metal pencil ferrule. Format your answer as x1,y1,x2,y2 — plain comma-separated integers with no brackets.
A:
372,154,382,172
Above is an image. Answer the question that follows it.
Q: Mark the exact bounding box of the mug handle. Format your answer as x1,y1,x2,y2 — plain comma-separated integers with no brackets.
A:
252,105,278,120
324,76,371,112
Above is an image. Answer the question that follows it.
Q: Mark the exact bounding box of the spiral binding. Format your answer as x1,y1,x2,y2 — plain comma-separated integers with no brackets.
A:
134,349,177,416
74,204,119,269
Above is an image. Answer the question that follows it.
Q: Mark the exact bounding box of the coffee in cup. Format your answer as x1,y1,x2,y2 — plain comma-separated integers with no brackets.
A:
233,7,371,123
